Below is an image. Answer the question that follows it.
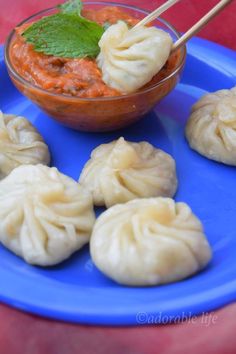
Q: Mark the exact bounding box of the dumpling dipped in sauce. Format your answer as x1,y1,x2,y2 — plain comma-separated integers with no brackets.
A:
97,21,173,94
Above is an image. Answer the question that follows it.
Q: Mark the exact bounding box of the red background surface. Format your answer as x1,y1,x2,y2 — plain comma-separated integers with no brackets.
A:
0,1,236,353
1,0,236,49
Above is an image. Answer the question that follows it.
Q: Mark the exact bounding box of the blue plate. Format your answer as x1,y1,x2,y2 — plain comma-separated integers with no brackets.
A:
0,38,236,325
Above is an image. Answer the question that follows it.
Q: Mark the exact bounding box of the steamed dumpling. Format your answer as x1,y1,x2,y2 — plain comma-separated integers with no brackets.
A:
97,21,173,94
185,87,236,165
0,165,95,266
79,137,177,208
0,111,50,179
90,198,212,286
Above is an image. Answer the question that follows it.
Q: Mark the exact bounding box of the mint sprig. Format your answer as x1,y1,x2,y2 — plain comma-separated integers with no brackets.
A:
58,0,83,16
22,1,104,58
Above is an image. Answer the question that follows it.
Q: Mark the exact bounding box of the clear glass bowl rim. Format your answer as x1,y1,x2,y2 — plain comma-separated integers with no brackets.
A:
4,1,187,102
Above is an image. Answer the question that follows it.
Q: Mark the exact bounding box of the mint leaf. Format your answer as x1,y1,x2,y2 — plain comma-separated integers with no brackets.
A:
23,13,104,58
58,0,83,16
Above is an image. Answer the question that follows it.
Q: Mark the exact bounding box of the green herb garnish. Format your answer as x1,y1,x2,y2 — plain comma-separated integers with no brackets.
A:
58,0,83,16
23,0,104,58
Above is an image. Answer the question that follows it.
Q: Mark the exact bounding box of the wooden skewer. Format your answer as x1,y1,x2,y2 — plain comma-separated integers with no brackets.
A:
172,0,233,51
134,0,232,53
133,0,182,28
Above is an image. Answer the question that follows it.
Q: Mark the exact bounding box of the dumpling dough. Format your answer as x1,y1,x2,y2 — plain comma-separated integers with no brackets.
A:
79,137,177,208
90,198,212,286
185,87,236,165
0,111,50,179
97,21,173,94
0,165,95,266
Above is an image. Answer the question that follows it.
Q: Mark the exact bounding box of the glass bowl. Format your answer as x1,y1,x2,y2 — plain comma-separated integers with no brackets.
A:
4,2,186,132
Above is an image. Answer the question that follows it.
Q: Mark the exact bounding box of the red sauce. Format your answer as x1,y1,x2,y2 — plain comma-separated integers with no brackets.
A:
10,7,179,98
